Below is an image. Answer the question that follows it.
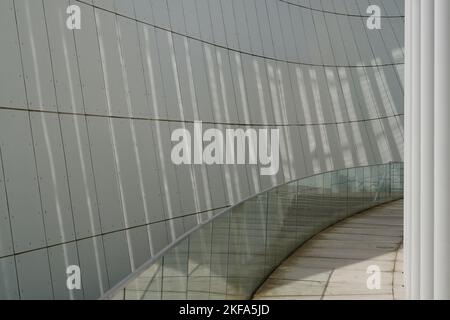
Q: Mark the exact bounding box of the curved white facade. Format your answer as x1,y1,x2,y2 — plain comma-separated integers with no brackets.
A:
0,0,404,299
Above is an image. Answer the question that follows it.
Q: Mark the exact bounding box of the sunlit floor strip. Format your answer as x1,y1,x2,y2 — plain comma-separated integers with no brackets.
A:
253,200,405,300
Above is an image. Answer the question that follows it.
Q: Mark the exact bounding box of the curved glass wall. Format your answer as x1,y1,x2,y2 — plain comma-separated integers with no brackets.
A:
104,162,403,300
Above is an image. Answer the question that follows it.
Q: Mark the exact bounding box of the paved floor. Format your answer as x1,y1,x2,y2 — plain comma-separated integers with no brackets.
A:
253,200,405,300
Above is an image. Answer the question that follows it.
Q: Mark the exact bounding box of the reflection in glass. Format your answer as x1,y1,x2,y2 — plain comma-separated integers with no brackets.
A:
109,163,403,300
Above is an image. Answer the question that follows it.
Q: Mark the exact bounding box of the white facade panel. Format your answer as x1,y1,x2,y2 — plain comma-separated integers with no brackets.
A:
0,0,404,299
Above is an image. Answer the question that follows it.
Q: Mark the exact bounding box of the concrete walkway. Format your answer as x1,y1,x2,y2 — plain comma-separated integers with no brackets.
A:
253,200,405,300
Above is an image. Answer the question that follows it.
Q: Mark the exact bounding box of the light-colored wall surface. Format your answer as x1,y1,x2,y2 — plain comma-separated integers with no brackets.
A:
0,0,404,299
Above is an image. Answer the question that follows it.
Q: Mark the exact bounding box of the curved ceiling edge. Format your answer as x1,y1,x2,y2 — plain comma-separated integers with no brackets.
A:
75,0,404,68
277,0,405,18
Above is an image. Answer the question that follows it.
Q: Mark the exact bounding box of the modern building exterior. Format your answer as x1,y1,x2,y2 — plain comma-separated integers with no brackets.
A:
0,0,404,299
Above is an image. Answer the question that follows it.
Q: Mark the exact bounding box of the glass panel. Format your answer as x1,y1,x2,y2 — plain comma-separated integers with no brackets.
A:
187,223,212,300
111,163,404,300
161,239,189,300
209,214,230,300
227,193,267,299
123,259,163,300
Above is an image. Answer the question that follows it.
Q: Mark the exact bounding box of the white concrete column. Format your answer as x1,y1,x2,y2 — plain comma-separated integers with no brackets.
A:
419,0,434,300
403,0,412,300
410,0,421,300
434,0,450,300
